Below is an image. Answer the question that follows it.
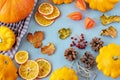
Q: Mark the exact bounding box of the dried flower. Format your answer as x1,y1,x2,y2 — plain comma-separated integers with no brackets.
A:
75,0,86,11
64,48,78,61
84,17,95,29
100,14,120,26
90,37,104,52
80,51,96,69
101,26,117,38
67,12,82,20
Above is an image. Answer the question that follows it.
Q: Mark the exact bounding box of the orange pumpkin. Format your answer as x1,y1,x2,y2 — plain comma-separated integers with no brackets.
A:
0,0,34,23
0,54,18,80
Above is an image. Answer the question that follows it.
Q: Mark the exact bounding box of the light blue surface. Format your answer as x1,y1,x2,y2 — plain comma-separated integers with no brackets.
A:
17,0,120,80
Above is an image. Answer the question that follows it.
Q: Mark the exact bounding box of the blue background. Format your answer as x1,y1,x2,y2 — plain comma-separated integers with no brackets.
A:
17,0,120,80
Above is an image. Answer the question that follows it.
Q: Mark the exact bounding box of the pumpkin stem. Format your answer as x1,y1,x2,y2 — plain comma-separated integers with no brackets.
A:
4,60,8,64
0,38,2,43
112,56,119,60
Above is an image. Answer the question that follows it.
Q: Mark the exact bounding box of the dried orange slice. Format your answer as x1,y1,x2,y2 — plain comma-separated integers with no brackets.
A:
44,6,60,20
15,51,29,64
36,58,52,78
35,11,54,27
19,60,39,80
38,2,54,15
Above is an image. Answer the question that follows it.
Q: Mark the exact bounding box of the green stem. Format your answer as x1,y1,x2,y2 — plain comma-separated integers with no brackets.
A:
113,56,119,60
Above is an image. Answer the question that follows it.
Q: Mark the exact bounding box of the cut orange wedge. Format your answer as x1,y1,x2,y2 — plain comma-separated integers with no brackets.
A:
38,2,54,15
19,60,39,80
35,11,54,27
36,58,52,78
44,6,61,20
15,51,29,64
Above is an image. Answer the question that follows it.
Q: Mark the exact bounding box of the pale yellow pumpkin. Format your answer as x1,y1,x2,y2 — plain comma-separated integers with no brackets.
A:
52,0,73,4
0,54,18,80
50,66,78,80
85,0,119,12
0,26,16,51
0,0,34,23
96,43,120,78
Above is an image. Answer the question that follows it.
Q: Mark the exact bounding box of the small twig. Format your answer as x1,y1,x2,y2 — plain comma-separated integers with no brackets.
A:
76,62,97,80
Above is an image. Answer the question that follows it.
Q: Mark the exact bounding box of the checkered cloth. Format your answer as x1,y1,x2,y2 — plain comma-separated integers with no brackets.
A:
0,0,37,59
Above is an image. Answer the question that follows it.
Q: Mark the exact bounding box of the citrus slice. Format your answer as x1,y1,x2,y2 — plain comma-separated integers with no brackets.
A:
19,60,39,80
44,6,60,20
35,11,54,27
36,58,52,78
15,51,29,64
38,2,54,15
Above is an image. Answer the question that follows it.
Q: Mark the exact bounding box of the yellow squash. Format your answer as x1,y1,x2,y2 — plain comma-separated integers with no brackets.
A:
52,0,73,4
50,66,78,80
85,0,119,12
0,54,18,80
0,26,16,51
96,43,120,78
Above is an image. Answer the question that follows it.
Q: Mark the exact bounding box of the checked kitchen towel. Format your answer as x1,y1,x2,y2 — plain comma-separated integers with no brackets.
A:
0,0,37,59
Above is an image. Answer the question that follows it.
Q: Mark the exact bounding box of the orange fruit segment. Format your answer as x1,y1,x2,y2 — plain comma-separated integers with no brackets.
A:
44,6,60,20
35,11,54,27
36,58,52,78
19,60,39,80
38,2,54,15
15,51,29,64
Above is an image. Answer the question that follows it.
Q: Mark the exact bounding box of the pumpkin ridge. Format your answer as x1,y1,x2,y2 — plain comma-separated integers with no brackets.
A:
0,0,34,23
0,0,7,11
10,0,21,22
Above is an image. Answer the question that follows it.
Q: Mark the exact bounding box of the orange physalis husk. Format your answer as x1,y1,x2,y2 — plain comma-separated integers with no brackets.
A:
41,43,55,56
67,12,82,20
75,0,86,11
84,17,95,29
27,31,44,48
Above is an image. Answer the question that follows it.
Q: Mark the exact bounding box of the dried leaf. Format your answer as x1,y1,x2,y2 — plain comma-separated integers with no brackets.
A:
75,0,86,11
27,33,33,43
101,26,117,38
58,28,71,39
100,14,120,26
67,12,82,20
84,17,95,29
41,43,55,56
27,31,44,48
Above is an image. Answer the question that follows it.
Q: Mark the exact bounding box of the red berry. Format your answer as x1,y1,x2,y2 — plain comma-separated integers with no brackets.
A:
70,44,73,47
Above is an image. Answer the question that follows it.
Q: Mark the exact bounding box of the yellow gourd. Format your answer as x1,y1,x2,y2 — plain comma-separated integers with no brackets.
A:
52,0,73,4
96,43,120,78
0,54,18,80
85,0,119,12
0,26,16,51
50,66,78,80
64,0,73,4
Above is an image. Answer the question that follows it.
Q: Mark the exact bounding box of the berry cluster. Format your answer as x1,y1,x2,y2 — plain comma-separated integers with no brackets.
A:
70,34,87,49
